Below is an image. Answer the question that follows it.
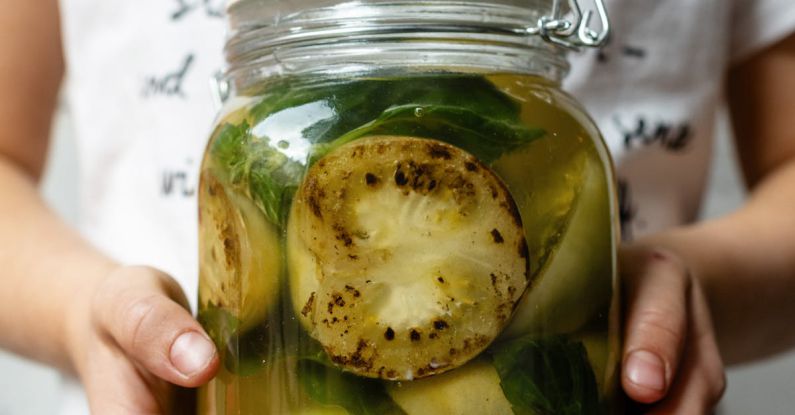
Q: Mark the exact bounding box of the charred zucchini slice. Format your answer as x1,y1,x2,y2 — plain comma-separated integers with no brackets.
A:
387,359,513,415
199,170,280,330
502,157,612,338
288,136,529,380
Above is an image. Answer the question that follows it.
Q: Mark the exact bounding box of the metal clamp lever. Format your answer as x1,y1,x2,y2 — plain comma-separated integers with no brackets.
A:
526,0,611,50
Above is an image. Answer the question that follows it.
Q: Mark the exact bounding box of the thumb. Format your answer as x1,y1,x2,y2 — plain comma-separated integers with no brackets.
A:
93,266,219,388
621,247,690,404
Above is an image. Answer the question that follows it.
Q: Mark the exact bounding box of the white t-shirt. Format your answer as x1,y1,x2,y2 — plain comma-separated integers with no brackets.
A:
56,0,795,412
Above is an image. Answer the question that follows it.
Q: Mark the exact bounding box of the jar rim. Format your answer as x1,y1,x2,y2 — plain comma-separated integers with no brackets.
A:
223,1,587,92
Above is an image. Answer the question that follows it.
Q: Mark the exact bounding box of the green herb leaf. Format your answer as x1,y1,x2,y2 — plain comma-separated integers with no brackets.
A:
490,336,602,415
297,352,406,415
249,76,525,147
198,304,240,351
198,305,275,376
210,120,303,227
197,305,248,374
312,104,545,164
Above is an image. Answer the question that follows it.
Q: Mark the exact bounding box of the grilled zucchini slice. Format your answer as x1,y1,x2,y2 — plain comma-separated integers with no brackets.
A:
198,169,280,330
287,136,529,380
386,359,513,415
502,157,612,338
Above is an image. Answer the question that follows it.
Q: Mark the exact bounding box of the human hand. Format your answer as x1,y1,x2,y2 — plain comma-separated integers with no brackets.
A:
621,246,726,414
66,266,219,414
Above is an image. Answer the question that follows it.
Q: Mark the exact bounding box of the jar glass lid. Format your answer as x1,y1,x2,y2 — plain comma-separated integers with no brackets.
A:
225,0,609,50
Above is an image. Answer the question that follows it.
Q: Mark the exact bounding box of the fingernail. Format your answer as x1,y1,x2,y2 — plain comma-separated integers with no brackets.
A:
626,350,666,392
170,331,215,377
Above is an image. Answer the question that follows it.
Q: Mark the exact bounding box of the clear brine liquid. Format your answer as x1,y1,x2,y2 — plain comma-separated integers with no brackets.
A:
197,73,620,414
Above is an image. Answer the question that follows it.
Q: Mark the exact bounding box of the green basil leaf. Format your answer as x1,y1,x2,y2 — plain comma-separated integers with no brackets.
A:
297,352,406,415
249,76,523,146
311,104,544,164
197,304,240,352
198,304,270,375
210,120,303,227
490,336,603,415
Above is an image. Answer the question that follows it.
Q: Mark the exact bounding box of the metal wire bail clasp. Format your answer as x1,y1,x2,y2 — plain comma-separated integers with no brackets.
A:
210,70,232,110
531,0,611,50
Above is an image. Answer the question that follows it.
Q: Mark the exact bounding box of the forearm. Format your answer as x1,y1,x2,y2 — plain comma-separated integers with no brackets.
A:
0,156,115,373
638,159,795,365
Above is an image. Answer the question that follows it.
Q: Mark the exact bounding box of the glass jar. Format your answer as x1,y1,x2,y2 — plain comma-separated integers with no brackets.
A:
197,1,620,414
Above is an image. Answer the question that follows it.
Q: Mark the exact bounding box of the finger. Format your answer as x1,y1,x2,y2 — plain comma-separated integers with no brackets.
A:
93,268,219,387
647,281,726,414
621,248,690,404
81,334,169,414
81,337,198,415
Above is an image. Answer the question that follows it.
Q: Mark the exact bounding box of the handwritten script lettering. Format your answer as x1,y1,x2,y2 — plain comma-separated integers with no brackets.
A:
615,116,692,152
142,54,195,99
162,168,196,198
171,0,224,21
